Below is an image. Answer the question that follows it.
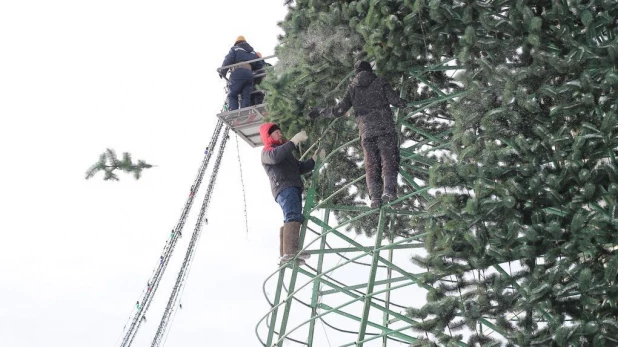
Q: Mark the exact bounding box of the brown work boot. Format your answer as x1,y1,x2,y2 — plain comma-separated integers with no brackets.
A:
281,221,310,263
291,221,311,260
279,226,284,258
278,225,306,266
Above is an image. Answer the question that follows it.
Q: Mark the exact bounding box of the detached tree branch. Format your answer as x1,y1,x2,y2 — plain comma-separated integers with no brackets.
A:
85,148,154,181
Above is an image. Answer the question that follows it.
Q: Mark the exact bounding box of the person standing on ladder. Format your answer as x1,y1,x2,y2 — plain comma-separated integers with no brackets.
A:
308,60,407,208
259,122,324,264
219,36,263,110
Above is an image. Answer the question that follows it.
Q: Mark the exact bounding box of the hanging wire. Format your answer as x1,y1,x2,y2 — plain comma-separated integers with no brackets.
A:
114,305,138,347
160,309,177,347
319,318,333,347
235,134,250,236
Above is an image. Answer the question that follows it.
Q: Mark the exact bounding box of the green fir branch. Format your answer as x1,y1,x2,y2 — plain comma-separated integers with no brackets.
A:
85,148,153,181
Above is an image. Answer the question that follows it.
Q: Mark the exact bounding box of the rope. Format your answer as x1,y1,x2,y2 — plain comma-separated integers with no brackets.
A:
235,134,250,236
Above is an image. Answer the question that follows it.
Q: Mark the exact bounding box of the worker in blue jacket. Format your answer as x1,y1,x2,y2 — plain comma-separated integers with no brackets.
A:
219,36,264,110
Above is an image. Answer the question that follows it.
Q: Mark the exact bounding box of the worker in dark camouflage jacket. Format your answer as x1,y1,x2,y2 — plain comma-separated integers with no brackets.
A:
308,61,406,208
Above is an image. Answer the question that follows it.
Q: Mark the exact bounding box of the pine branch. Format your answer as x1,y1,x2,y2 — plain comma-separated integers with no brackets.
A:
85,148,154,181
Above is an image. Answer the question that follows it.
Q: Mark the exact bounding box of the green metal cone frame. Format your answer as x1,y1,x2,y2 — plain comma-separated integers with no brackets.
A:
256,67,542,346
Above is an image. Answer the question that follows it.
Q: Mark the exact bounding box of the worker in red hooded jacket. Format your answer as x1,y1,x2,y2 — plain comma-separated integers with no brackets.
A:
260,122,324,264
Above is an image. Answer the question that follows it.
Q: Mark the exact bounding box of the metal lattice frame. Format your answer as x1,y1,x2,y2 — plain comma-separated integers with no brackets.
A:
256,64,546,346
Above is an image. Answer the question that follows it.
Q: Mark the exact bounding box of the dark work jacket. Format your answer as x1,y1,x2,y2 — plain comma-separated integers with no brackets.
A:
220,41,264,77
322,71,406,139
260,123,315,200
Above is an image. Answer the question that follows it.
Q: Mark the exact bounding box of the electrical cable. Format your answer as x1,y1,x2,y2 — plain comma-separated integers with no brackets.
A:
117,119,225,347
235,133,250,236
151,128,231,347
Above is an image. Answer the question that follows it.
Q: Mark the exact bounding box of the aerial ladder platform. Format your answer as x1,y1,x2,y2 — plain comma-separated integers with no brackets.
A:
115,55,274,347
215,55,275,148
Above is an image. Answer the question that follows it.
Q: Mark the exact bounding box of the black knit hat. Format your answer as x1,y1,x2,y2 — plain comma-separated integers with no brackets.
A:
268,124,280,136
354,60,372,74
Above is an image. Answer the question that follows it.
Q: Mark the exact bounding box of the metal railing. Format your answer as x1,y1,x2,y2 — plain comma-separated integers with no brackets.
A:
216,54,276,81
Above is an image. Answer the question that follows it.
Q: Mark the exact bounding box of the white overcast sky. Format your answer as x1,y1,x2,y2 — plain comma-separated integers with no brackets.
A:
0,2,426,347
0,1,293,346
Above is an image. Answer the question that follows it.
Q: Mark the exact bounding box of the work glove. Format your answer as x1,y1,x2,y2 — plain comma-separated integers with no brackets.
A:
312,148,326,161
289,130,308,146
307,108,323,120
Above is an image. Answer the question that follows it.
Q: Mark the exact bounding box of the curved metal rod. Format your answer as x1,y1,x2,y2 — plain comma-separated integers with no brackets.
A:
258,277,412,346
260,266,412,346
337,323,416,347
257,97,442,344
264,254,407,311
258,230,400,344
271,280,418,346
257,69,470,346
298,188,430,259
316,313,414,344
304,225,387,269
262,226,429,311
256,231,428,345
300,117,345,160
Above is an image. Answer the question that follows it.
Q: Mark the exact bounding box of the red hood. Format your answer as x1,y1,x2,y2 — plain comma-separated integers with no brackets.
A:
259,122,285,150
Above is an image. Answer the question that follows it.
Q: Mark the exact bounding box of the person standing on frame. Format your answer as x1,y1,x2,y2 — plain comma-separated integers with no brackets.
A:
308,60,407,208
259,122,324,264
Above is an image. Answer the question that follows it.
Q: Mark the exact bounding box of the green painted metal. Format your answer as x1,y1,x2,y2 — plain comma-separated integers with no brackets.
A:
397,169,430,200
320,304,418,344
302,244,425,258
313,175,366,208
272,272,422,346
320,275,413,296
273,159,321,347
357,208,386,346
398,91,468,122
264,267,286,346
382,218,395,347
255,68,533,347
308,275,467,346
275,257,302,347
306,209,329,346
312,204,425,216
